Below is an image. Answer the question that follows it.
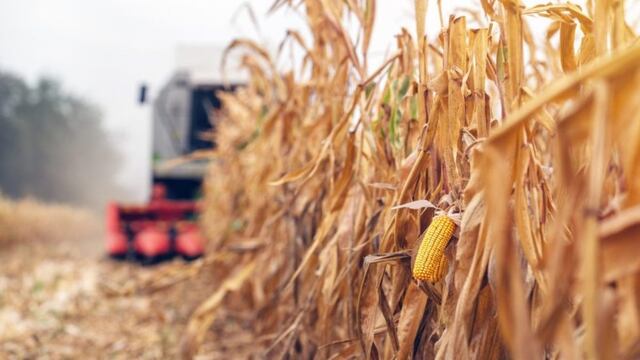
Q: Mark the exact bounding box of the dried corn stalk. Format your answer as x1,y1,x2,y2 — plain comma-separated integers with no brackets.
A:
182,0,640,358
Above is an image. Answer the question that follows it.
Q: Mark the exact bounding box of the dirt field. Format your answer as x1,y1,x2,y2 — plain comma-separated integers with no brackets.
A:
0,224,216,359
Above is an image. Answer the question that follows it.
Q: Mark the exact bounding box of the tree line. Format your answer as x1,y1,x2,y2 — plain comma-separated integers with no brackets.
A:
0,69,128,209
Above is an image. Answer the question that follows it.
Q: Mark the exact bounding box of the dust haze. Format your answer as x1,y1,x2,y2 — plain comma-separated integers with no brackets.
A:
0,70,131,210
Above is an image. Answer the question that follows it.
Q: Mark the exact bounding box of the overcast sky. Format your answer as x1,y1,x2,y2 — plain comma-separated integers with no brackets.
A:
3,0,636,202
0,0,586,199
0,0,436,200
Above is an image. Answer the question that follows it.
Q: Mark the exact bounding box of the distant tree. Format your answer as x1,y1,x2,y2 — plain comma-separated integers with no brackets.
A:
0,69,127,208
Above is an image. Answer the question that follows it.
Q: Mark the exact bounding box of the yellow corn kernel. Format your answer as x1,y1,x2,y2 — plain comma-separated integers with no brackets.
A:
412,215,455,282
432,255,448,281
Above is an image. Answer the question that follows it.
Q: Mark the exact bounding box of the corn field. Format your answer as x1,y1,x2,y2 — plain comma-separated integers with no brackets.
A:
183,0,640,358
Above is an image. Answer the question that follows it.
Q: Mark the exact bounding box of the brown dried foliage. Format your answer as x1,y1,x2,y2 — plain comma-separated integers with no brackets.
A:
185,0,640,358
0,195,98,248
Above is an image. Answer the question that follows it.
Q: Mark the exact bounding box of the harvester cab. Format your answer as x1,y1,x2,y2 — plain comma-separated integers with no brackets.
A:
106,71,238,263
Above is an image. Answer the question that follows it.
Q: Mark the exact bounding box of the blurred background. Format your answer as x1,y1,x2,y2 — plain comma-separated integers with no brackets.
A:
0,2,439,355
0,0,424,209
5,1,640,358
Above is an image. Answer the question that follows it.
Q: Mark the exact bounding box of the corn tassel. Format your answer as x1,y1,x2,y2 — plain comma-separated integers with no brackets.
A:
412,215,455,282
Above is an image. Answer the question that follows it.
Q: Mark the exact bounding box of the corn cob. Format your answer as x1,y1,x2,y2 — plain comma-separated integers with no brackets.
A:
412,215,456,282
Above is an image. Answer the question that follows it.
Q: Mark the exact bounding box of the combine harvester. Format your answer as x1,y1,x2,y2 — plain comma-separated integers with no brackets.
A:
106,47,242,263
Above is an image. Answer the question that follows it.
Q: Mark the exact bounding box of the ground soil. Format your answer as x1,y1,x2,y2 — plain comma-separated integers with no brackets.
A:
0,231,215,359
